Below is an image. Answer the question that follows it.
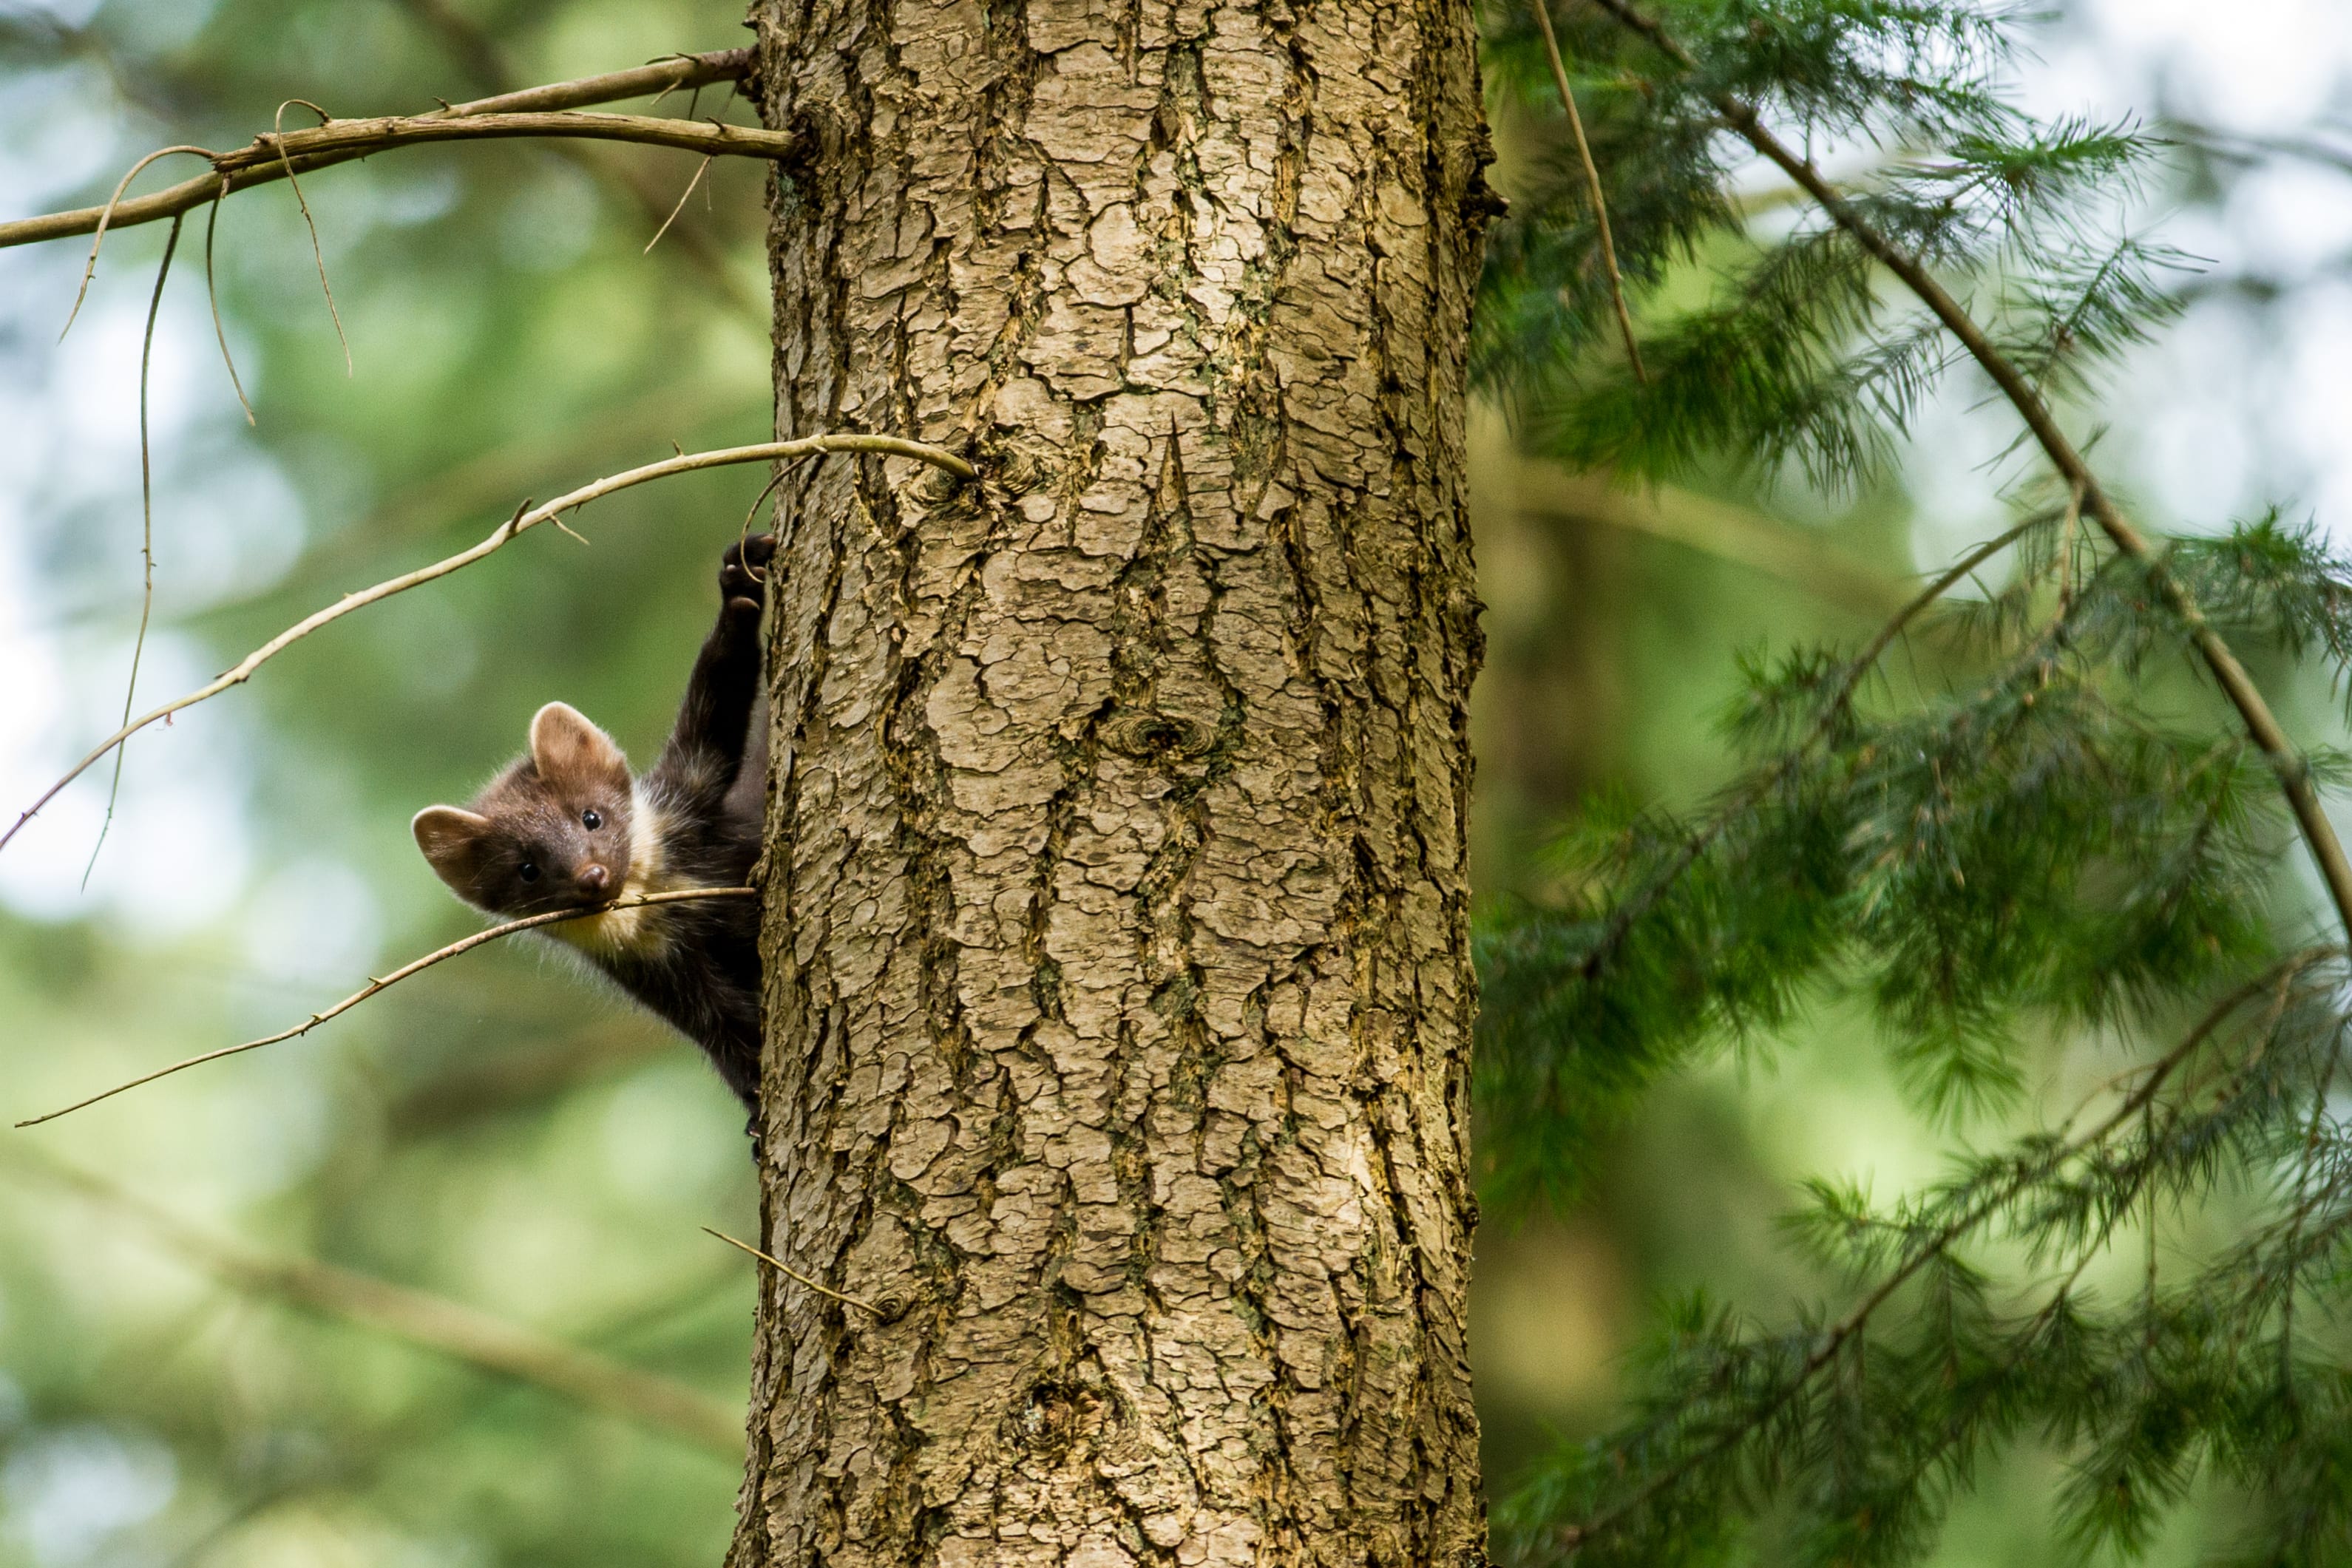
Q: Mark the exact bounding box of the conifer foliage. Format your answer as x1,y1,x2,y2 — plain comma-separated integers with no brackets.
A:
1474,2,2352,1561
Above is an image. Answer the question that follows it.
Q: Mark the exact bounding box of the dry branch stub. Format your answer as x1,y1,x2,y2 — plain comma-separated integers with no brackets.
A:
731,0,1494,1562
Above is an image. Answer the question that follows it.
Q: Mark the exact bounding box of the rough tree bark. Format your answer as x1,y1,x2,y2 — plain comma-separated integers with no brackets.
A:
734,0,1494,1560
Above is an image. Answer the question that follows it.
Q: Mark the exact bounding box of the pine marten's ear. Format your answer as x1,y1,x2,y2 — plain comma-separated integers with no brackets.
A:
412,806,494,891
529,702,631,795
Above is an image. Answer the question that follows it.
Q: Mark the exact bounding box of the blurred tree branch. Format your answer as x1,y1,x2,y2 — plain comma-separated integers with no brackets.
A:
0,7,194,122
1529,0,1645,379
382,0,766,321
384,0,511,95
154,1255,751,1562
2173,119,2352,179
0,1144,743,1453
1536,478,1907,619
384,1017,677,1139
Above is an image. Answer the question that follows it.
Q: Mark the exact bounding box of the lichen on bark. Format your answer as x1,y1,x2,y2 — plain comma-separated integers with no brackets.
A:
733,0,1494,1558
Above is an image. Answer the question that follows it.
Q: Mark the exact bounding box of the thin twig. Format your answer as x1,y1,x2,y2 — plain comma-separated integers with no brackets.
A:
2275,1045,2343,1396
0,1144,742,1453
643,153,713,253
1587,0,2352,944
0,433,975,857
702,1227,884,1317
16,888,757,1128
201,183,254,424
57,144,214,339
1,49,767,254
735,466,792,576
269,99,351,375
83,211,184,890
2056,477,2084,620
1529,0,1645,380
651,58,695,112
436,50,753,118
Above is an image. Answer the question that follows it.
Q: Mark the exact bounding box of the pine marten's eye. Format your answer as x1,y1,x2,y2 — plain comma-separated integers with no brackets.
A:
582,809,603,831
518,861,540,883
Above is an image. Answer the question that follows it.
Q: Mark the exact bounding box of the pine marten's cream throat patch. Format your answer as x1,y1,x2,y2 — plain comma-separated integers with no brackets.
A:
549,785,682,961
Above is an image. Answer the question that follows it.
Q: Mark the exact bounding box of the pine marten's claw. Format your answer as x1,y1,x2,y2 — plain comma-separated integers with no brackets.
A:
722,532,779,602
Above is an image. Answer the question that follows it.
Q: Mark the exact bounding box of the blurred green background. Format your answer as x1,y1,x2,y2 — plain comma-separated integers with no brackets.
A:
1,0,2346,1561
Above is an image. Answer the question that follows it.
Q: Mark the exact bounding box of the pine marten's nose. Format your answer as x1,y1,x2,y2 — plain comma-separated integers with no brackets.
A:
577,863,611,897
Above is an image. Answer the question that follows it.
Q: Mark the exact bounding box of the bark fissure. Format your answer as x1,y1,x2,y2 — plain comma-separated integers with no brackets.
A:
740,0,1493,1555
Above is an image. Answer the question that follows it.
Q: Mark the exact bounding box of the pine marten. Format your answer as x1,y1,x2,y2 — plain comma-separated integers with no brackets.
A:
410,534,773,1116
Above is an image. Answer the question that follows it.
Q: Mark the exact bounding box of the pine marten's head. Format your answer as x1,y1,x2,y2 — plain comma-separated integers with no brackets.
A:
413,702,640,917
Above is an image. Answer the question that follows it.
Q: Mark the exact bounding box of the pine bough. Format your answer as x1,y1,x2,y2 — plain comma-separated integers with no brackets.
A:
1474,2,2352,1561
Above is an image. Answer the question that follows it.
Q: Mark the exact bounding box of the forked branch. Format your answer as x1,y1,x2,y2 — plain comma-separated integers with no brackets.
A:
16,888,758,1127
0,49,767,251
0,433,974,857
1586,0,2352,942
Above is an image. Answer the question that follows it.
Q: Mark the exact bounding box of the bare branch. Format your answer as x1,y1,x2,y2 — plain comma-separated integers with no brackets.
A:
1,432,975,856
217,111,790,174
83,211,183,888
201,186,254,423
16,888,757,1128
2174,120,2352,180
57,145,211,338
387,1017,674,1137
0,1144,742,1453
1588,0,2352,943
271,99,352,374
1530,0,1646,380
0,49,766,251
438,50,752,118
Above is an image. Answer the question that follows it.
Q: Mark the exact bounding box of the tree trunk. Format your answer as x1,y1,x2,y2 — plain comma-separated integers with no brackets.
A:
733,0,1494,1562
